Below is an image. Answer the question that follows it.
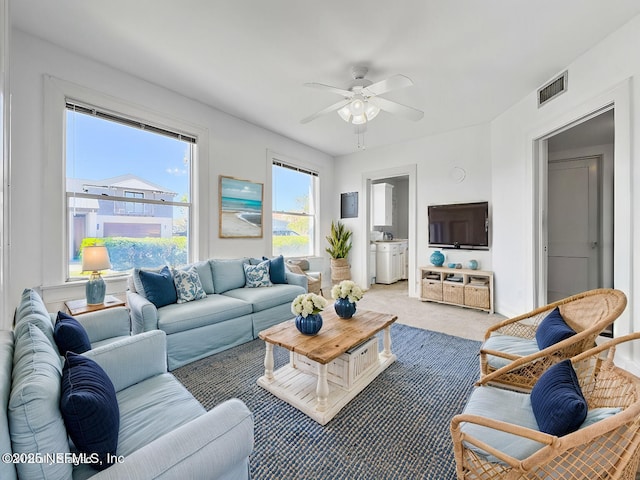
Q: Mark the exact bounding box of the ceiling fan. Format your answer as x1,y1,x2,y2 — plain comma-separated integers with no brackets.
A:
301,66,424,126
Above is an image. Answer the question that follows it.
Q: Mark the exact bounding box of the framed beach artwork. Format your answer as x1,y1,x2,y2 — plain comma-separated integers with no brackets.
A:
219,176,264,238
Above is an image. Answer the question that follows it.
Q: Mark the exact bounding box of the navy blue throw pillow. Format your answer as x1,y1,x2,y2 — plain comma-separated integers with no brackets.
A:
263,255,287,284
60,352,119,471
530,359,587,436
54,311,91,355
535,307,576,350
139,265,177,308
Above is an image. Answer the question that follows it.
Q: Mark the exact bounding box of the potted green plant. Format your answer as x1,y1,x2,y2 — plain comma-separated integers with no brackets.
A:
325,220,352,284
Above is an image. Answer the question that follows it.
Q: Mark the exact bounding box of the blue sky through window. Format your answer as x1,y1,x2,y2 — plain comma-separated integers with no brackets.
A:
66,110,190,198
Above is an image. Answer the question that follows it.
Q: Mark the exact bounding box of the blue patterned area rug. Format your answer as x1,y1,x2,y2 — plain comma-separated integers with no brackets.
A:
173,323,481,480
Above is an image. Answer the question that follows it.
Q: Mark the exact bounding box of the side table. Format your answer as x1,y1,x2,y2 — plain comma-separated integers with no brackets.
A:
64,295,126,316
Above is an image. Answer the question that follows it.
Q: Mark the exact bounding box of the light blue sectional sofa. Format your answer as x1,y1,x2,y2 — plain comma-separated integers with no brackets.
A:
127,257,307,370
1,289,254,480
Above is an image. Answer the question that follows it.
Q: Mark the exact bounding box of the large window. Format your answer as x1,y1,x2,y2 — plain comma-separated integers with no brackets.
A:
272,160,318,257
66,102,194,279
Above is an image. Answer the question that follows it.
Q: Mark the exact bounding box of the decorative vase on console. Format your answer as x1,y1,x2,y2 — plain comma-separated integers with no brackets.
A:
430,250,445,267
291,293,328,335
331,280,364,319
467,259,479,270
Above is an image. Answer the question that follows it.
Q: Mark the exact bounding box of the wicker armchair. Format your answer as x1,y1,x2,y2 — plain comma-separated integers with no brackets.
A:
451,332,640,479
286,262,323,296
479,288,627,390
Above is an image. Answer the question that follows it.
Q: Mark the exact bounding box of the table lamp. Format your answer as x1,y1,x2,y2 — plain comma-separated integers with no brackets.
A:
82,245,111,305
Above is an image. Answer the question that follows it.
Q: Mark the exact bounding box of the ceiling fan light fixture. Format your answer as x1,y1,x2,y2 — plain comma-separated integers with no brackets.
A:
351,114,367,125
337,105,352,122
364,102,380,121
349,96,365,116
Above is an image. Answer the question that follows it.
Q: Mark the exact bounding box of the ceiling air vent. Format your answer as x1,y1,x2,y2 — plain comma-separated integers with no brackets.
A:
538,71,568,107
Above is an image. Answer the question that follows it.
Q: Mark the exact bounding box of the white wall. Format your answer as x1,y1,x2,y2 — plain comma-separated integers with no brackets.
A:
5,30,334,328
491,15,640,364
334,123,492,298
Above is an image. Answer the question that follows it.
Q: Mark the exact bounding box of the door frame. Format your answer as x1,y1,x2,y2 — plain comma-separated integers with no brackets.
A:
361,164,417,296
530,79,632,336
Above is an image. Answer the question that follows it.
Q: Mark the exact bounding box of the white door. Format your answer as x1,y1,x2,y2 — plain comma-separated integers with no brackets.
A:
547,157,600,302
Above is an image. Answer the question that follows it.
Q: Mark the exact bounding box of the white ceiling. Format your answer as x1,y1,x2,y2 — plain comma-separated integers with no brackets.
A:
11,0,640,157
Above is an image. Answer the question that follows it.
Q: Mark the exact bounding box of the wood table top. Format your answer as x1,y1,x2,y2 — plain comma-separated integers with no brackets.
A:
259,308,397,364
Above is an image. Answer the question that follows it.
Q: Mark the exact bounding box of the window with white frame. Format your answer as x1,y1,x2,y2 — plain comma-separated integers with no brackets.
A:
272,160,318,257
66,101,194,279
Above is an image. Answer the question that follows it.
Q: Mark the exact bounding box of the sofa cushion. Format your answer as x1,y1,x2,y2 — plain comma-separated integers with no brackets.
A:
139,266,177,308
224,283,304,313
243,260,272,288
9,324,72,480
482,333,540,369
211,258,248,293
54,311,91,355
193,260,215,294
530,359,587,436
157,294,253,335
61,352,119,471
172,266,207,304
263,255,287,284
536,307,576,350
0,331,15,480
115,373,205,457
13,288,56,347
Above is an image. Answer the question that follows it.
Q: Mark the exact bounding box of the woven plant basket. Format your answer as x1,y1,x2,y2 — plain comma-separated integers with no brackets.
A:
331,258,351,284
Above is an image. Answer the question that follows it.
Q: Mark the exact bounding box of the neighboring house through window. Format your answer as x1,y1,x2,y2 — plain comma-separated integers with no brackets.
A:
66,101,194,279
272,159,318,257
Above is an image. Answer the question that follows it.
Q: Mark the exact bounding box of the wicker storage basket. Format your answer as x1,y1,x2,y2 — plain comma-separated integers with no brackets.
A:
443,282,464,304
464,285,489,309
422,279,443,301
330,258,351,284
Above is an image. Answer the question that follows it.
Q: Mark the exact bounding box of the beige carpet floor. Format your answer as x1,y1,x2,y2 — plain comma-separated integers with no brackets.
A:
352,280,504,342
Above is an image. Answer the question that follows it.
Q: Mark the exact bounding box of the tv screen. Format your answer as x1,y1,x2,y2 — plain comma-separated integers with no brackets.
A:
428,202,489,249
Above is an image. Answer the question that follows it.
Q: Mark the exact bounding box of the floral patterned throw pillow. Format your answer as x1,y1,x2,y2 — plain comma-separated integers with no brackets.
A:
244,260,272,288
172,266,207,304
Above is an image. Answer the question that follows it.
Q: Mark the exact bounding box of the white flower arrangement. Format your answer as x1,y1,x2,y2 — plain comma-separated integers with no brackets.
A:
291,292,328,318
331,280,364,303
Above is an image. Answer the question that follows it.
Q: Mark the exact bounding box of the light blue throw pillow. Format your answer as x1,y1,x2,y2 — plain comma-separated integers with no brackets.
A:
244,260,272,288
172,266,207,303
211,258,248,293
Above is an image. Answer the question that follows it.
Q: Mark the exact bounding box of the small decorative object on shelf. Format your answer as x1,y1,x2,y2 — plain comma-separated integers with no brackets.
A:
291,293,328,335
331,280,364,319
430,250,445,267
467,259,479,270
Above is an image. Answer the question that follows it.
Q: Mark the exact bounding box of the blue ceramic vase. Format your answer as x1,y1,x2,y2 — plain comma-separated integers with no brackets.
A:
295,313,323,335
467,259,478,270
430,250,445,267
334,297,356,319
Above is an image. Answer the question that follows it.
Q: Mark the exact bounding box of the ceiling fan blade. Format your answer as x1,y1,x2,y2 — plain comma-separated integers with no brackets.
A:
361,74,414,97
301,98,351,124
304,82,354,98
368,96,424,122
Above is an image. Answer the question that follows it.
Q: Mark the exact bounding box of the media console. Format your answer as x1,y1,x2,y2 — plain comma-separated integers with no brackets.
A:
418,266,494,314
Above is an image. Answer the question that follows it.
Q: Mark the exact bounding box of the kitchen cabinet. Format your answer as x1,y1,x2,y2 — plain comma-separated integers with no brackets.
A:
372,183,393,226
376,242,401,284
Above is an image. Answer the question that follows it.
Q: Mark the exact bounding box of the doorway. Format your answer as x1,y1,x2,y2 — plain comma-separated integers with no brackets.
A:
540,109,615,329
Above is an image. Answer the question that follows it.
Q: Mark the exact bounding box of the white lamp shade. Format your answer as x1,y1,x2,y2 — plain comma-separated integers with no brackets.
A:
82,245,111,272
337,97,380,125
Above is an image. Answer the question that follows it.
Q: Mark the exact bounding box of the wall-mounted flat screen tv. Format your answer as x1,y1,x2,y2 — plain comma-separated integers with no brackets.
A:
428,201,489,250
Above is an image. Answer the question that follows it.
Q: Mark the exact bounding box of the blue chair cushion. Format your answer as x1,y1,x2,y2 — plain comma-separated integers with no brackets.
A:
263,255,287,284
530,359,587,436
535,307,576,350
138,265,177,308
54,311,91,355
483,333,541,369
60,352,119,471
